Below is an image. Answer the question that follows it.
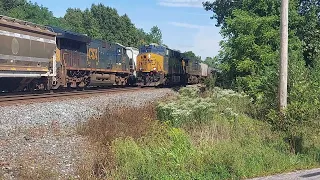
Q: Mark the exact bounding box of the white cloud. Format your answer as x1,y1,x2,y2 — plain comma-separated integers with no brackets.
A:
167,22,222,59
169,22,207,29
158,0,203,8
193,26,222,59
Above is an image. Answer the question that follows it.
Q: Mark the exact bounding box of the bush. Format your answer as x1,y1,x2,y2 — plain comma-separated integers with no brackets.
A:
156,86,251,127
78,86,320,179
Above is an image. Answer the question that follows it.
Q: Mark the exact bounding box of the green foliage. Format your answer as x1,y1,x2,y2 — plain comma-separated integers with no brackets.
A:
204,76,216,90
111,127,195,179
63,4,162,47
0,0,163,48
148,26,162,45
204,56,220,68
157,86,250,127
105,87,320,179
203,0,320,152
182,51,201,61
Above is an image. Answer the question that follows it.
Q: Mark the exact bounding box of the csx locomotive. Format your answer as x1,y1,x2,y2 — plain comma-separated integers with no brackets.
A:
0,15,212,92
136,43,211,87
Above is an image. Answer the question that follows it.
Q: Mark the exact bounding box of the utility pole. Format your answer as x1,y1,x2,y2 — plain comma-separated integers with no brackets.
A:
279,0,289,113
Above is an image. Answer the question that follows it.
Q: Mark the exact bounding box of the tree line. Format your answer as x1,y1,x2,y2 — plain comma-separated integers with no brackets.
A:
0,0,218,63
203,0,320,153
0,0,163,48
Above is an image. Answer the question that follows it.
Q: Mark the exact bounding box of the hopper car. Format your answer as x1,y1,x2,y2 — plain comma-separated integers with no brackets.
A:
0,15,57,92
0,15,213,93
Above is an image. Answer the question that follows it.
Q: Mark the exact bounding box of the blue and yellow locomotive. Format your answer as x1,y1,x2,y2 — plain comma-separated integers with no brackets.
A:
48,26,131,90
136,43,187,87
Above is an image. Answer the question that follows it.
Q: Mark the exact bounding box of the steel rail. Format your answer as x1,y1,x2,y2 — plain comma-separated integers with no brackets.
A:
0,87,152,104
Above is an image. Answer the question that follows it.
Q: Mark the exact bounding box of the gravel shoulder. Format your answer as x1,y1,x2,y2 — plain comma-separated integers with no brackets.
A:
0,88,177,179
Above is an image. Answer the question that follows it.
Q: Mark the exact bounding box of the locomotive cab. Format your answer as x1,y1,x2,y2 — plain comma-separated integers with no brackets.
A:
136,44,166,86
136,44,185,87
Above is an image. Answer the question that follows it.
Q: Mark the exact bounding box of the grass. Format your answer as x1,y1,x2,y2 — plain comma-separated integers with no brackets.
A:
76,104,159,179
76,86,320,179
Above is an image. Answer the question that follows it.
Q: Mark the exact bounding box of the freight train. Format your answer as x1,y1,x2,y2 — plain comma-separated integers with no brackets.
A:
0,15,213,92
136,43,212,87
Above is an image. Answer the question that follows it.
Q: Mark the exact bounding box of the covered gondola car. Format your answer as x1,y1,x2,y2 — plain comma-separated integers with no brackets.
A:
182,58,202,84
181,54,215,84
0,15,57,92
47,26,131,89
136,43,186,87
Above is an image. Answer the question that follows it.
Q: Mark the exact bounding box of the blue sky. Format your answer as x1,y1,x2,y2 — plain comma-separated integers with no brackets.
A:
31,0,222,59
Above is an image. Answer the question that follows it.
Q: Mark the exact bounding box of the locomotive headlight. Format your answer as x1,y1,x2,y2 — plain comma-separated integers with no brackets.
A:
153,67,157,71
148,54,151,59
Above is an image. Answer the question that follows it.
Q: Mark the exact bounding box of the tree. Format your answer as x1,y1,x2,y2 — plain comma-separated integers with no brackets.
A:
296,0,320,67
148,26,162,45
204,56,220,68
64,8,86,34
0,0,5,14
203,0,320,68
0,0,164,49
203,0,320,153
1,0,25,12
182,51,201,60
81,9,102,39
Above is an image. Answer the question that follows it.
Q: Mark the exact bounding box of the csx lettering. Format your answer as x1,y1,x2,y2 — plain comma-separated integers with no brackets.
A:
88,48,98,60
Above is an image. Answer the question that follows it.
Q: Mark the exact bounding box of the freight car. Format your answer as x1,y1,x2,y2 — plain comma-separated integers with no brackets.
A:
0,15,57,92
182,58,202,84
125,46,139,86
136,43,186,87
182,58,214,85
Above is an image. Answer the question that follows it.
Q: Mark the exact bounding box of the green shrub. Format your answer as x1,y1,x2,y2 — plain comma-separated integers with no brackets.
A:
107,111,318,179
81,86,320,180
156,86,251,127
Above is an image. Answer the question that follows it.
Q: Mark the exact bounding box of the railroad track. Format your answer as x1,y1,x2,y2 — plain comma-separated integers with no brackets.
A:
0,87,153,106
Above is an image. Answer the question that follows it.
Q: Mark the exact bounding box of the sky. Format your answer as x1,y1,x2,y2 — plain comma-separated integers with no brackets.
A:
30,0,222,59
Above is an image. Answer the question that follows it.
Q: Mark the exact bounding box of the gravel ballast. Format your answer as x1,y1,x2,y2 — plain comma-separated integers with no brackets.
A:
0,88,176,134
0,88,177,179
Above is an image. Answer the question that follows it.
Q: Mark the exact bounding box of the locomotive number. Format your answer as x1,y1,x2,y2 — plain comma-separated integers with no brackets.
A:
88,48,98,60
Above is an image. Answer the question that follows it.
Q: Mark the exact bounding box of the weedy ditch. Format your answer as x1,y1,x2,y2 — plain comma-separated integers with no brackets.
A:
76,86,320,179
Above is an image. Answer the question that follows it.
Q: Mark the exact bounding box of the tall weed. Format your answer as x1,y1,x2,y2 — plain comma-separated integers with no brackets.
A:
78,86,320,179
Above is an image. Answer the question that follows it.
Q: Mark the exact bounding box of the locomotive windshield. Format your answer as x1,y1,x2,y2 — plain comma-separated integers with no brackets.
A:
139,45,166,56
